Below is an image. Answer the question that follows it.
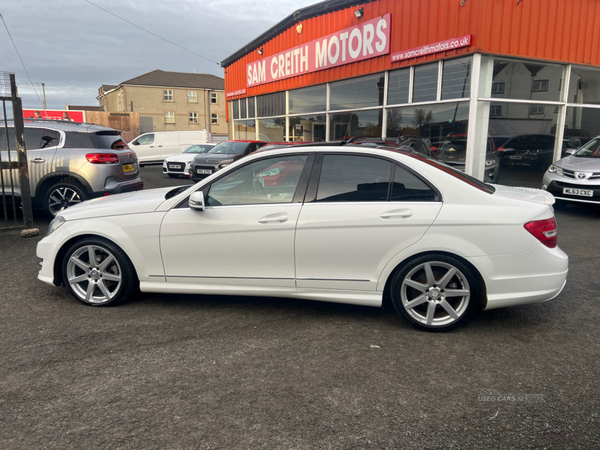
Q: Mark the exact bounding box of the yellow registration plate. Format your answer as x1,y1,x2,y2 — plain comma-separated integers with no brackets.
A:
123,164,135,172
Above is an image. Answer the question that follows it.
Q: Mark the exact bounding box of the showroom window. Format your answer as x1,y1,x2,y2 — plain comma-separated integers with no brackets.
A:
315,154,391,202
247,97,256,118
234,120,256,140
568,67,600,105
288,115,326,142
330,74,384,110
388,68,410,106
257,92,285,117
289,85,327,114
441,58,471,100
413,63,439,103
329,110,383,141
232,100,240,120
240,99,247,119
258,118,285,142
491,60,563,101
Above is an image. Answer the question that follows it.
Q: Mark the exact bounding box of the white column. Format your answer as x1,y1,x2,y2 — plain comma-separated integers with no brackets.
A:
554,65,571,162
465,53,492,181
382,71,389,139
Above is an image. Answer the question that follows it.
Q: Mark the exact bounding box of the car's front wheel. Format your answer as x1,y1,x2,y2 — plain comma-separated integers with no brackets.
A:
62,237,138,306
43,180,87,217
390,254,480,331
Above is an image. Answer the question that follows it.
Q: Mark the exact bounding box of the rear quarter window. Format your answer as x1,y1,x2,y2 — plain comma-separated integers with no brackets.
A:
64,132,95,148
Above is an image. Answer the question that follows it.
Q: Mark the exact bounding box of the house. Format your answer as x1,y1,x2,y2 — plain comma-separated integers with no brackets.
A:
97,70,227,140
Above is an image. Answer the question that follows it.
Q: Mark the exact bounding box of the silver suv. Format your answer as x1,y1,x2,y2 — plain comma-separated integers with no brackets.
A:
1,120,143,216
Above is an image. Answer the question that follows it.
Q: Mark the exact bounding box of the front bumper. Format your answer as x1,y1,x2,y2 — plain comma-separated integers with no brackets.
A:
542,174,600,204
163,161,190,176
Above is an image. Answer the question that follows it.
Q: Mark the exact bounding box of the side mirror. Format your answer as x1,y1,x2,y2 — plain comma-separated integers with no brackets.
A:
565,148,577,155
132,140,139,146
189,191,205,211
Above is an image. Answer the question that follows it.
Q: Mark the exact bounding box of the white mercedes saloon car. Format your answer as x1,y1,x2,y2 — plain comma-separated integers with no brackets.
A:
37,145,568,331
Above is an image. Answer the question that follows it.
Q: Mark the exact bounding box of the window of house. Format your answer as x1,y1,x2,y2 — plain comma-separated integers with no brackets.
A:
165,111,175,123
490,105,502,116
211,92,218,104
532,80,549,92
211,113,218,124
492,82,505,95
188,91,197,102
189,112,198,124
529,105,545,115
164,90,174,101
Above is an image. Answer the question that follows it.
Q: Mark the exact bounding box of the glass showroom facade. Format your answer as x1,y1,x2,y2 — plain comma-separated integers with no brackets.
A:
229,55,600,188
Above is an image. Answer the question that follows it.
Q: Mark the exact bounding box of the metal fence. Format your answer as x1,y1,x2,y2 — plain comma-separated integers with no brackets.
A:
0,72,33,229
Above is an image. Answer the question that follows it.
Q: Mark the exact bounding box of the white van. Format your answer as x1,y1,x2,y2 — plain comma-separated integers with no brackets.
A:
128,130,213,164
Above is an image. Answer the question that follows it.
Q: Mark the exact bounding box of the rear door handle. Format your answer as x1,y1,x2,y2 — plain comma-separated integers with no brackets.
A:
32,158,46,163
380,209,413,219
158,145,163,147
259,213,289,224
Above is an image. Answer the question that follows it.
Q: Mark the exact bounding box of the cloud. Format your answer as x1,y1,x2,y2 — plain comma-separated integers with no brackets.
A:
1,0,316,109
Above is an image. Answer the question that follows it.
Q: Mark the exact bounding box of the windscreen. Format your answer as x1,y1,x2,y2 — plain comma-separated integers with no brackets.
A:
574,138,600,158
207,142,248,155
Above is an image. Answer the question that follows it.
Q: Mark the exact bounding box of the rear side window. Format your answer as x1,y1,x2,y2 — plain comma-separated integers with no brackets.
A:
316,154,392,202
391,164,438,201
41,129,60,148
64,132,95,148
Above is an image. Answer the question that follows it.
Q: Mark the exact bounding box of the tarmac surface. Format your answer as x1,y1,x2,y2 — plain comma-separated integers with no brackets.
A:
1,165,599,449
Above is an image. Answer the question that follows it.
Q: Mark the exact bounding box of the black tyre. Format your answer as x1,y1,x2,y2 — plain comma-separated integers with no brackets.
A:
62,237,138,306
390,254,480,331
43,180,87,217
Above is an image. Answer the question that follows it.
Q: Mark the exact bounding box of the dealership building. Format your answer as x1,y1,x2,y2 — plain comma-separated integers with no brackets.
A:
221,0,600,187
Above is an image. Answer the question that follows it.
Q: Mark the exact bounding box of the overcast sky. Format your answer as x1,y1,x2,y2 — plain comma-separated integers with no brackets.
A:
1,0,318,110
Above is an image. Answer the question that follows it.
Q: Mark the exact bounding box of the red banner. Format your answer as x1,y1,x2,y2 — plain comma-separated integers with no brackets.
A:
23,109,85,123
246,14,391,88
391,35,472,62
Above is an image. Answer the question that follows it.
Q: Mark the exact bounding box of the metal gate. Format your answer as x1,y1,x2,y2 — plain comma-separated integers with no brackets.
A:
0,72,33,230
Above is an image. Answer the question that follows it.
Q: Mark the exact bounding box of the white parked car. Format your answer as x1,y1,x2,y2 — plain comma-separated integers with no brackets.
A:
162,143,216,177
37,146,568,331
128,130,213,165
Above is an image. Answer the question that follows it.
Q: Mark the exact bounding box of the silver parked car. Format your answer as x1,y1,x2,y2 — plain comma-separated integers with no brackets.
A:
542,136,600,205
0,120,143,216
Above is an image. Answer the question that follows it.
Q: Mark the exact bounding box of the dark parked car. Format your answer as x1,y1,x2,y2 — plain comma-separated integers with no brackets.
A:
189,140,268,181
436,134,500,183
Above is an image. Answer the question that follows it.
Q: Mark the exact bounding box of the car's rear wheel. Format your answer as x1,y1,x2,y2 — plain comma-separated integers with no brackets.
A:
43,181,87,217
390,254,479,331
62,237,137,306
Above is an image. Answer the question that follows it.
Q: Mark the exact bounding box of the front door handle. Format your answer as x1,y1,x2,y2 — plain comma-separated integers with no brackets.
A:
158,145,163,147
32,158,46,163
380,209,413,219
259,213,289,224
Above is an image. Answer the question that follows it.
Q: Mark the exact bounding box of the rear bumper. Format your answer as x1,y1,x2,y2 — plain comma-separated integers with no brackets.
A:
93,178,144,198
471,244,569,310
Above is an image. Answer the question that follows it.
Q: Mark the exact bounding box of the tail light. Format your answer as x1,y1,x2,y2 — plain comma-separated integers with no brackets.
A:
524,217,557,248
86,153,119,164
498,147,505,152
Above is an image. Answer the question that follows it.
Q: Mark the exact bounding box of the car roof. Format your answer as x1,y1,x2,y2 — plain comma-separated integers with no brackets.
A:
219,140,268,144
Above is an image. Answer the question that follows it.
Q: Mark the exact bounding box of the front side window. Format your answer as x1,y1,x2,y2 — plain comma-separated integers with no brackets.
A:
165,111,175,123
164,90,173,101
206,155,309,206
188,91,197,102
316,154,392,202
136,134,154,145
189,112,198,124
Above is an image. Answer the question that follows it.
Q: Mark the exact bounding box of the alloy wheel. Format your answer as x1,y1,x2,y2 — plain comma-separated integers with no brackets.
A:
400,261,471,327
66,245,122,304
